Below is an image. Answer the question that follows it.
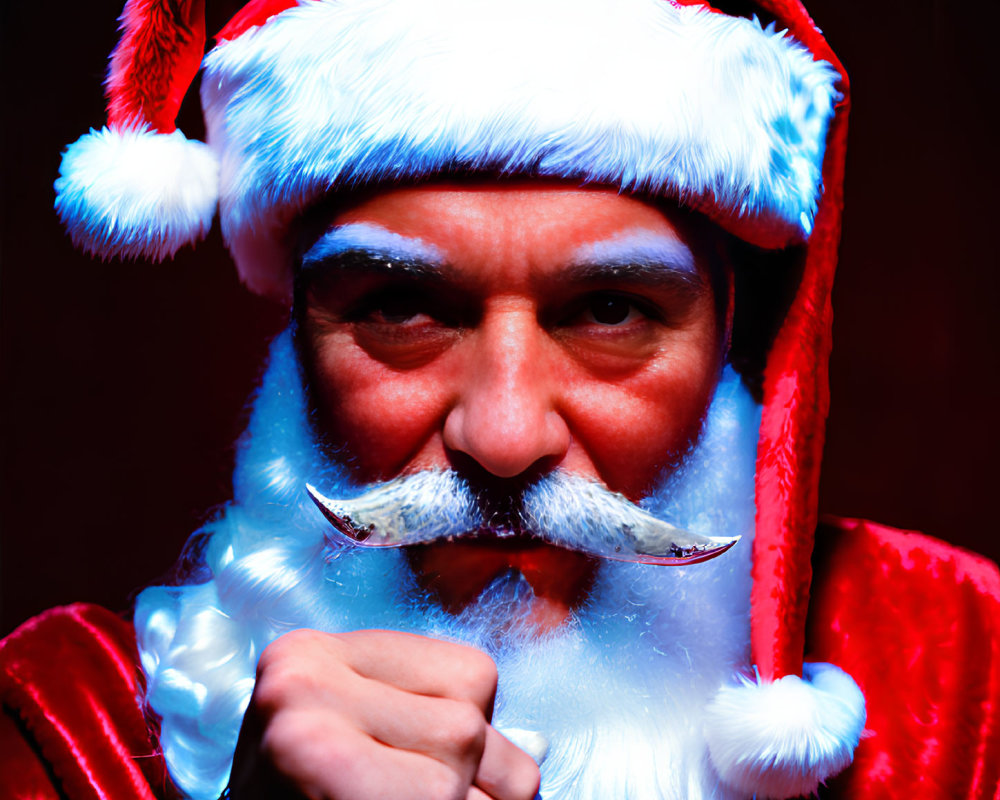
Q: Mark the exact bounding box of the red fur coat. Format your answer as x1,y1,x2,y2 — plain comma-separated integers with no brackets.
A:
2,518,998,799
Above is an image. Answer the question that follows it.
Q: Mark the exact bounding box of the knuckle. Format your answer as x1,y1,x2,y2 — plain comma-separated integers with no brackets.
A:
257,628,319,673
251,662,322,713
254,630,350,712
325,630,360,655
251,667,295,712
452,648,498,702
435,701,487,758
467,649,499,688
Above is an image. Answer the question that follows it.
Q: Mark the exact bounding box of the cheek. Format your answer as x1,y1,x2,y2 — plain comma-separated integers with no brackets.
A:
307,331,453,480
562,335,722,499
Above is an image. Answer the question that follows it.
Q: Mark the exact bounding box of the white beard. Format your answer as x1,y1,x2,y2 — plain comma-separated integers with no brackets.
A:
135,329,761,800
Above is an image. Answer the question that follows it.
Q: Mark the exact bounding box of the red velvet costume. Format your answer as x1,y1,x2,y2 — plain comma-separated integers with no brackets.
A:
3,519,997,799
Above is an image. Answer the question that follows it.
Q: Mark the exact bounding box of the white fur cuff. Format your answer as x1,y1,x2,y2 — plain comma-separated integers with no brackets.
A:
202,0,842,298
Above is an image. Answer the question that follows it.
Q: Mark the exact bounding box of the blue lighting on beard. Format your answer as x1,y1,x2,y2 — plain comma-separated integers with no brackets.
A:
135,327,761,800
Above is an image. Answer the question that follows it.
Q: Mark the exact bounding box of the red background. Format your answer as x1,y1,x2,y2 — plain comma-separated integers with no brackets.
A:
2,1,998,635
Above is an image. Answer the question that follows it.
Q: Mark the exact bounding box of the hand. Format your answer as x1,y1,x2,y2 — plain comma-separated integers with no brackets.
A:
228,629,541,800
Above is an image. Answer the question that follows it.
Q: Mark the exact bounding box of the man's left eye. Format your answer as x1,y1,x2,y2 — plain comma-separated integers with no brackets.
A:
580,294,649,326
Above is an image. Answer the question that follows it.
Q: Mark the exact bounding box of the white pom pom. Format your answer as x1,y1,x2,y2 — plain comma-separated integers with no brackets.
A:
55,126,219,261
704,662,866,799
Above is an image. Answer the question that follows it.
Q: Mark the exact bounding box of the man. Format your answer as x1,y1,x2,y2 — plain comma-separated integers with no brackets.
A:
2,1,998,799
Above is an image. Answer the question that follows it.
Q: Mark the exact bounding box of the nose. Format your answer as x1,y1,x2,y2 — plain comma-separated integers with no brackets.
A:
443,304,569,479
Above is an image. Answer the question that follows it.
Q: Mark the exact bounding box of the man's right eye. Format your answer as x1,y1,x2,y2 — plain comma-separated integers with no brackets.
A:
364,294,428,325
348,288,445,327
343,288,466,366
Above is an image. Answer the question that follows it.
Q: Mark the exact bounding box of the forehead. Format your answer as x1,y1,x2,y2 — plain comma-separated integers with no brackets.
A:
302,181,713,284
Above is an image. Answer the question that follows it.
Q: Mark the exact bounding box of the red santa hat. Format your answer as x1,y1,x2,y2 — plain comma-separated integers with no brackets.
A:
55,0,864,796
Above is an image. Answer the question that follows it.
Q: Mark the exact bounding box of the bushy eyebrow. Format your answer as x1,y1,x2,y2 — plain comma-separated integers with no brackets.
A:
566,230,707,292
302,248,448,283
300,222,447,280
562,259,705,291
299,223,707,293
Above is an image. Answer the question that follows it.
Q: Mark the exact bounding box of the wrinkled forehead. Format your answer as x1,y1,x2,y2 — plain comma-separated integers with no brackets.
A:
296,180,723,270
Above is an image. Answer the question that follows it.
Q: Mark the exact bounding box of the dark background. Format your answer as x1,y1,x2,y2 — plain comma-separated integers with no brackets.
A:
2,1,998,636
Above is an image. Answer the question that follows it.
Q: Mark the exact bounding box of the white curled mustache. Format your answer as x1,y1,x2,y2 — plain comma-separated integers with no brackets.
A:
306,469,738,566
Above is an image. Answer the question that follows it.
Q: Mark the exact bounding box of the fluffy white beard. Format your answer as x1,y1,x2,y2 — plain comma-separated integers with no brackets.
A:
135,329,760,800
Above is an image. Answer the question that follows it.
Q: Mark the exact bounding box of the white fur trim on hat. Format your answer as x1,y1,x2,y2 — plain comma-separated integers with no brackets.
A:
55,126,220,261
201,0,842,298
704,662,866,799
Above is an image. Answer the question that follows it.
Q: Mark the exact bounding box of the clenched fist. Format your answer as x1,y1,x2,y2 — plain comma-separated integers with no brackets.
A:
228,629,541,800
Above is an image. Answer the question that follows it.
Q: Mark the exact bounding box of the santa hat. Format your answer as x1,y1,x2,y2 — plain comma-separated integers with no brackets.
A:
55,0,864,796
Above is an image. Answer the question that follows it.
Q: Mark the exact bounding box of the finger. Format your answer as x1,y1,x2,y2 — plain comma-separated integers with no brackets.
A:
336,630,499,708
343,685,540,799
257,629,497,711
253,632,493,774
473,726,542,800
338,738,478,800
349,684,489,770
260,709,478,800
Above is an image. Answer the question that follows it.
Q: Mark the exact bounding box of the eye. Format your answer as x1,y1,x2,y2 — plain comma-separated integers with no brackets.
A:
550,290,663,364
343,286,466,367
571,292,656,328
348,286,457,328
366,292,430,325
586,294,640,325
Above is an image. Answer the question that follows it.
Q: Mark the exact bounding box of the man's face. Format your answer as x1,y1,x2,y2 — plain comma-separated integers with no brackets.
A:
298,182,729,628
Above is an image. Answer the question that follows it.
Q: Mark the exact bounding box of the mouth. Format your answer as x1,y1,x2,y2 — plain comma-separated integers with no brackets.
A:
404,535,600,626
